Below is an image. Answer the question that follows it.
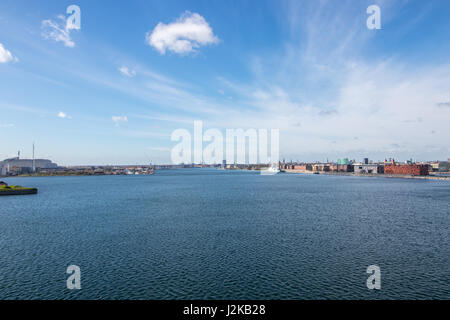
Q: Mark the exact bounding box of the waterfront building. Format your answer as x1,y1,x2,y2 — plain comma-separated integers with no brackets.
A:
329,164,354,172
293,164,312,171
337,158,349,165
353,163,383,174
384,163,428,176
0,157,58,175
429,161,450,172
312,164,330,172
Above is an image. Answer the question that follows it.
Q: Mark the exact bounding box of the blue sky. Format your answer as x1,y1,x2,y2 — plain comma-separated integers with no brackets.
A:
1,0,449,165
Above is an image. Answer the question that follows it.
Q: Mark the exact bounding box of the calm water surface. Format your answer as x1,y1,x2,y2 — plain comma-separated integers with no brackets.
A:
0,169,449,299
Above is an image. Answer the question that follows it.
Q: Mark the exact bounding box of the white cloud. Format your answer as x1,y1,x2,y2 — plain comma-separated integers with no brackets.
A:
146,11,219,55
112,116,128,126
0,43,18,63
58,111,68,118
41,15,77,47
0,123,14,128
118,66,136,77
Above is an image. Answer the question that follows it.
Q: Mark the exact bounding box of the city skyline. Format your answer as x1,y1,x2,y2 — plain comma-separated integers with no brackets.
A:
1,0,450,165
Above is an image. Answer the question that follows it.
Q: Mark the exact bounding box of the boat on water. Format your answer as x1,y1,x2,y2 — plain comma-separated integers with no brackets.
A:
261,163,280,175
125,167,154,175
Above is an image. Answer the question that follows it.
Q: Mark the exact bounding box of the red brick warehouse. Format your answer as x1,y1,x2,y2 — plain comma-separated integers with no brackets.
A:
384,164,429,176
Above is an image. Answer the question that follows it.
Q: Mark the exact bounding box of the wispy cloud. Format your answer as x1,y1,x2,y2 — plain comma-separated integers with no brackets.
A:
0,102,50,116
112,116,128,126
146,146,171,152
41,14,78,47
436,102,450,108
67,62,226,117
146,11,219,55
0,43,18,63
117,130,168,139
118,66,136,77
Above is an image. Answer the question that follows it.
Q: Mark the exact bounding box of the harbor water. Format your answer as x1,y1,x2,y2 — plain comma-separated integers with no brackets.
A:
0,169,449,299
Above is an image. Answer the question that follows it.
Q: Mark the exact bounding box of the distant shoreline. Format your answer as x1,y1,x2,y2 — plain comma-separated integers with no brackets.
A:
220,167,450,180
1,168,449,181
281,169,450,181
